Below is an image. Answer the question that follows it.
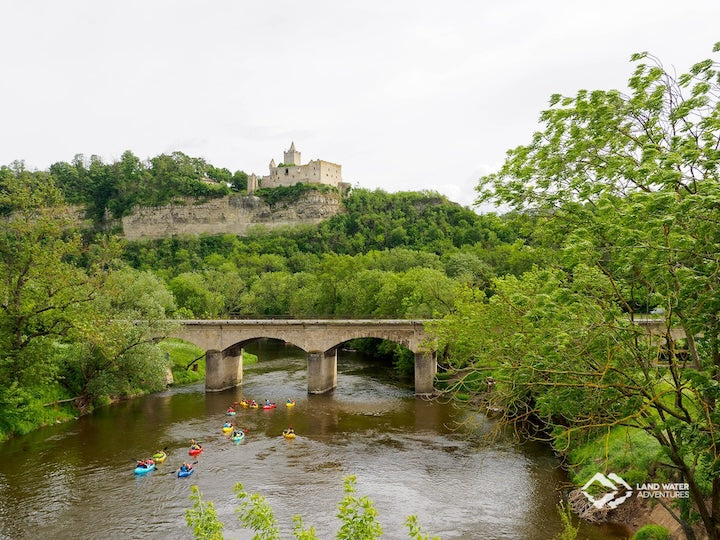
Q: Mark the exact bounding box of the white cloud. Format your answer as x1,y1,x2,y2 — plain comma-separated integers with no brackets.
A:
1,0,718,212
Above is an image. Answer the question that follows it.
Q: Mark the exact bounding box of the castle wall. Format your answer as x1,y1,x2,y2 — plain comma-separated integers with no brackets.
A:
317,160,342,185
263,164,312,188
121,192,343,240
261,159,342,189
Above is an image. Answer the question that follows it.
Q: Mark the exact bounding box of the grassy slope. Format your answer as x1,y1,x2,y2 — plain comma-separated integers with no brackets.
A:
158,339,258,385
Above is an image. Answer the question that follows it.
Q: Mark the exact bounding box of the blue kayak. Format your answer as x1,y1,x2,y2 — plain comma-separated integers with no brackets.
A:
231,432,245,442
134,463,156,475
178,467,194,478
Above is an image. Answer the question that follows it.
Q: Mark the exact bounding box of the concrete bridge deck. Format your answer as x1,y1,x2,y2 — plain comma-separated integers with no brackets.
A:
171,319,436,396
169,317,679,397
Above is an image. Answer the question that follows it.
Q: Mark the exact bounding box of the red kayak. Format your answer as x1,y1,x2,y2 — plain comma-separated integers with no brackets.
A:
189,446,204,456
262,403,276,410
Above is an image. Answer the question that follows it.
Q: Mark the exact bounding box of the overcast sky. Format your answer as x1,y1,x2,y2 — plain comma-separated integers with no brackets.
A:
2,1,718,209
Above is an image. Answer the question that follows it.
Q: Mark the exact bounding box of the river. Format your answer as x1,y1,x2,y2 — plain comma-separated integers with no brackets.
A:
0,341,629,539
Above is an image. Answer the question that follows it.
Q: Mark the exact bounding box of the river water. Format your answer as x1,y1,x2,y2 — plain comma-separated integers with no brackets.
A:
0,342,629,539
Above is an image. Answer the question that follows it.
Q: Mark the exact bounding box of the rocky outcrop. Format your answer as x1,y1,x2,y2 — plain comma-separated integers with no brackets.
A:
121,192,343,240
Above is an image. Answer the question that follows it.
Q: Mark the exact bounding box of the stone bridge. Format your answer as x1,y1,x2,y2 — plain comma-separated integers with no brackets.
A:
169,318,677,397
170,319,436,396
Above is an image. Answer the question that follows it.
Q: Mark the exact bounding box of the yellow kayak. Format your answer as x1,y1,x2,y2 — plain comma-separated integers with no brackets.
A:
222,425,234,433
282,430,296,439
152,451,167,463
285,400,295,407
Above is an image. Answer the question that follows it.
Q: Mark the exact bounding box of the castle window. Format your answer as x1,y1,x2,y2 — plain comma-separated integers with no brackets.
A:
285,168,289,175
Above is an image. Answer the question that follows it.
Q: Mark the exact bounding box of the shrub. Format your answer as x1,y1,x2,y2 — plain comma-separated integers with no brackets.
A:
631,524,670,540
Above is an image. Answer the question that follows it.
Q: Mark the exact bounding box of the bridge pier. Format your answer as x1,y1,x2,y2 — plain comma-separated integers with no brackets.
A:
205,349,243,392
307,349,337,394
414,351,437,396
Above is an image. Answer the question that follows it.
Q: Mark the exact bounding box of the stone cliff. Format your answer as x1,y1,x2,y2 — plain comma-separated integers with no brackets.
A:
121,191,343,240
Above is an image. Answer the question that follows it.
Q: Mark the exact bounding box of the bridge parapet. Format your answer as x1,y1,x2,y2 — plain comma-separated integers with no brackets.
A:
633,318,687,341
167,318,680,396
172,319,433,354
171,319,436,396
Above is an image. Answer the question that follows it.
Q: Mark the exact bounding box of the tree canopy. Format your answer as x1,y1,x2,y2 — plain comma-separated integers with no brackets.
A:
430,42,720,538
0,168,178,437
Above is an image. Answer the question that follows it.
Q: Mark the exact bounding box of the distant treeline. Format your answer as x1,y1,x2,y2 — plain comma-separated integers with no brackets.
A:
0,151,545,439
122,188,544,320
9,151,249,224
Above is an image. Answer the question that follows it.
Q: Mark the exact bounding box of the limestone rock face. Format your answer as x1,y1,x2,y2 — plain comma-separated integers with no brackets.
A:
121,192,343,240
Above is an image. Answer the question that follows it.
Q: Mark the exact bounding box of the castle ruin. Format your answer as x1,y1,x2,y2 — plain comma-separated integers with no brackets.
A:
247,142,345,194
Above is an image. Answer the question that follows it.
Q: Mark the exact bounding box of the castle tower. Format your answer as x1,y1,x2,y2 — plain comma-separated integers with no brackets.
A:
283,142,301,166
248,173,259,195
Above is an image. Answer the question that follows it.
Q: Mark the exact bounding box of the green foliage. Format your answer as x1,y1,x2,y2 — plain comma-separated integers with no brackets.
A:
231,170,249,193
158,339,257,385
0,176,96,430
185,485,225,540
551,502,578,540
631,524,670,540
335,475,383,540
348,338,416,378
169,272,225,318
255,183,335,207
405,515,440,540
291,515,318,540
449,42,720,537
234,482,281,540
118,187,538,320
187,477,435,539
49,151,230,225
60,267,178,404
0,172,180,436
159,339,206,384
566,427,663,487
207,166,232,184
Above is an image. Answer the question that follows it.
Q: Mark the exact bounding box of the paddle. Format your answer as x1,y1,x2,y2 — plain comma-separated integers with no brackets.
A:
134,446,168,463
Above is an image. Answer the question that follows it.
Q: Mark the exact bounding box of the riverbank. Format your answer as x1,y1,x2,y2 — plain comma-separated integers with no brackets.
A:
569,487,706,539
436,371,689,537
0,345,625,539
0,340,259,443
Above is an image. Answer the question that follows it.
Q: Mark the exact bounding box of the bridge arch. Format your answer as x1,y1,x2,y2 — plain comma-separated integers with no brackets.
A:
170,320,437,396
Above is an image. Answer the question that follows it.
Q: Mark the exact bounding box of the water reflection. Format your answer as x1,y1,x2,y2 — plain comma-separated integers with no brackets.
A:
0,341,629,539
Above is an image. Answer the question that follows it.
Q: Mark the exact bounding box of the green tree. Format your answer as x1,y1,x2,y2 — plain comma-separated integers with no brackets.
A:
336,475,383,540
208,166,232,184
466,42,720,538
334,269,388,317
63,266,178,406
186,477,434,540
237,272,296,317
231,170,249,192
234,482,282,540
186,485,225,540
169,272,224,318
0,174,96,432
